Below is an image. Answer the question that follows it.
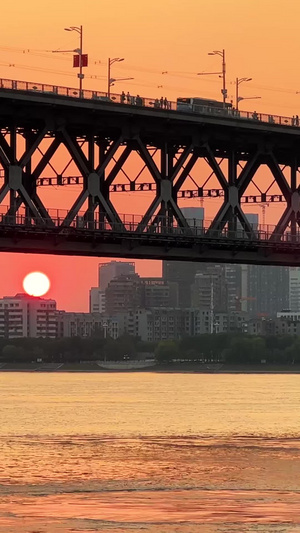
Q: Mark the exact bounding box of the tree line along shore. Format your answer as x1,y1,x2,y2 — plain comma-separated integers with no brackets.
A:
1,333,300,367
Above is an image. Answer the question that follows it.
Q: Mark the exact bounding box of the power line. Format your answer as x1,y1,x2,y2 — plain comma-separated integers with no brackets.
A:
1,44,299,96
2,44,300,106
0,61,78,78
0,45,71,63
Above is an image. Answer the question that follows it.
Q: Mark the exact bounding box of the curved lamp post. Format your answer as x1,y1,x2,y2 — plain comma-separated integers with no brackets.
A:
64,26,83,95
108,58,124,97
236,77,252,109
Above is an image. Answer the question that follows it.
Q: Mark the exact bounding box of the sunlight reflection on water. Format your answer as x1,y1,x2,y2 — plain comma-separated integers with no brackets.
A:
1,372,300,532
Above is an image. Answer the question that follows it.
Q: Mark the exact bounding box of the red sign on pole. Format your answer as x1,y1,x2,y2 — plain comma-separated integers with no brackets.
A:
82,54,88,67
73,54,88,68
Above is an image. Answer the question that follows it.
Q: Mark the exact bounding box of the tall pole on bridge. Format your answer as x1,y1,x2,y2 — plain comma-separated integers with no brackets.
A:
208,49,227,107
64,26,84,96
235,77,252,110
107,57,124,98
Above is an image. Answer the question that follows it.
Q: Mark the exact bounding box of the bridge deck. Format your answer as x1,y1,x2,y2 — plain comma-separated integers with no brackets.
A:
0,77,296,130
0,212,298,266
0,78,299,148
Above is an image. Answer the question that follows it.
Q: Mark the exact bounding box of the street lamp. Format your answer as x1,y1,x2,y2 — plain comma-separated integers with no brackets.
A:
235,77,252,110
238,95,261,108
108,58,124,97
109,77,134,94
208,49,226,106
64,26,83,95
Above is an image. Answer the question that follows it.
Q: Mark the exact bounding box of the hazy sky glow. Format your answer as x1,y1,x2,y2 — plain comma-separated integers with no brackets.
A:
0,0,299,310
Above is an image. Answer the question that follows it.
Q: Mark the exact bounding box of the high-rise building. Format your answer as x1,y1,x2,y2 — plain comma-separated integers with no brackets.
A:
162,209,204,307
225,264,242,312
105,274,179,315
140,278,178,308
98,261,135,291
162,261,201,307
191,266,228,313
162,214,259,310
89,288,106,313
181,207,204,226
242,265,289,317
0,294,57,338
239,213,259,230
235,214,290,317
289,267,300,311
105,274,142,315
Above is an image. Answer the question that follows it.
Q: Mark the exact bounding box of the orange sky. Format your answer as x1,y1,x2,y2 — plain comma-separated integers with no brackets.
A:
0,0,299,311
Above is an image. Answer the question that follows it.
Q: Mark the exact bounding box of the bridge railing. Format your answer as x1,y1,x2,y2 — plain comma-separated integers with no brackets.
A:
0,209,299,244
0,77,295,129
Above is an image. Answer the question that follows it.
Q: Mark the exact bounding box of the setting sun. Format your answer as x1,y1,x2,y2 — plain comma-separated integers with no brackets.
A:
23,272,51,297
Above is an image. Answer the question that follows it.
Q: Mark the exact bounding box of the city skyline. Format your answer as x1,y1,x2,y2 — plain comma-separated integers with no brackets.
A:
2,258,300,342
0,256,161,312
4,256,300,314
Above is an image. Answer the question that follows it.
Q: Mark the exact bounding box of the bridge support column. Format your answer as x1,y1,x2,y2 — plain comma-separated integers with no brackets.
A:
208,148,260,239
86,136,95,229
137,143,192,233
228,151,237,233
61,132,125,230
269,154,293,242
0,125,52,226
291,161,298,242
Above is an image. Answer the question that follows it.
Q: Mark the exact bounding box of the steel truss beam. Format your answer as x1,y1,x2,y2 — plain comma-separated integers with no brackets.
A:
0,120,299,259
13,176,293,203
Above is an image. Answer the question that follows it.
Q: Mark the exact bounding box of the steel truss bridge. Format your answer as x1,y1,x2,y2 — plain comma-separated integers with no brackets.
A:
1,77,300,265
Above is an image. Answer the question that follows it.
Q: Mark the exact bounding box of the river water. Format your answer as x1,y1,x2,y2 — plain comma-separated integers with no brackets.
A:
1,372,300,532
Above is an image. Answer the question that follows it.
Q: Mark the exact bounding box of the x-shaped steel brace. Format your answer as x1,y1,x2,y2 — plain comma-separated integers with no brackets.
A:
208,149,262,238
0,127,53,225
136,141,195,232
61,131,125,229
267,153,300,241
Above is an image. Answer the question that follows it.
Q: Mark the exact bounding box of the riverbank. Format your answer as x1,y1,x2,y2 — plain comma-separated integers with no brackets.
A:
2,362,300,373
